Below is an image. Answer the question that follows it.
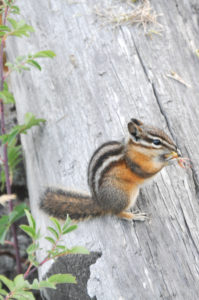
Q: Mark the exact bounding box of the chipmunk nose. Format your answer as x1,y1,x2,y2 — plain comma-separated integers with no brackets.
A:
177,148,182,157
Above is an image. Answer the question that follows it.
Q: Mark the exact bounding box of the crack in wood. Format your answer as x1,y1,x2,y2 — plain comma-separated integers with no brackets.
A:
132,38,178,144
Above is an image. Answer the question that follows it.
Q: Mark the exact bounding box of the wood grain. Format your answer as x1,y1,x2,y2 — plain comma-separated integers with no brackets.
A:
6,0,199,299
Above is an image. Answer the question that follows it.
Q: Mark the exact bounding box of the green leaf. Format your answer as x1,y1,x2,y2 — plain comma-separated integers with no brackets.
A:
24,209,36,230
62,224,77,235
0,114,45,147
0,128,19,144
45,236,56,245
47,226,59,239
8,19,34,38
7,18,18,29
8,144,22,168
11,5,20,15
31,279,56,290
27,59,41,71
20,225,36,239
0,288,7,296
62,215,71,231
27,243,39,254
0,215,9,226
16,55,26,63
0,216,9,244
0,25,11,32
27,254,39,267
33,50,56,59
9,203,28,224
18,65,30,71
50,217,62,233
48,249,59,257
48,274,76,284
0,227,9,245
56,245,67,250
0,275,14,291
68,246,89,255
14,274,30,290
29,279,39,290
0,83,15,104
23,112,46,133
13,290,35,299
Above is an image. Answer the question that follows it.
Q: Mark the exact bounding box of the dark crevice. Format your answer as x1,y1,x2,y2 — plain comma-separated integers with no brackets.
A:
133,42,150,82
151,82,176,142
130,31,177,143
184,145,199,199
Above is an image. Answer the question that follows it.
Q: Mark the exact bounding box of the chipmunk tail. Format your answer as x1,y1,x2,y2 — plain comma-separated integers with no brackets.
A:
40,187,104,221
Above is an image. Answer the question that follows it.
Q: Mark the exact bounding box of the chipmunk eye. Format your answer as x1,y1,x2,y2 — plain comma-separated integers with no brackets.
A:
153,139,161,145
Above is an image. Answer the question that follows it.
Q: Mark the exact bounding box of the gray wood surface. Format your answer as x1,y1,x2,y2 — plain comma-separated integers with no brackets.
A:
7,0,199,299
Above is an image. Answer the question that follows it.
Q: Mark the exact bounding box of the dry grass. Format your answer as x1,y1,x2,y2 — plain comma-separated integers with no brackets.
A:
94,0,162,33
166,71,191,88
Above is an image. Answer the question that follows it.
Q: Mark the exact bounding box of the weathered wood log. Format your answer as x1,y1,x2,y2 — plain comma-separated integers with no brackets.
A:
7,0,199,299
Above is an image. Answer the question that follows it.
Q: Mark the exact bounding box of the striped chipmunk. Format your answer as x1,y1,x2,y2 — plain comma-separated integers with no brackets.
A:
40,118,181,221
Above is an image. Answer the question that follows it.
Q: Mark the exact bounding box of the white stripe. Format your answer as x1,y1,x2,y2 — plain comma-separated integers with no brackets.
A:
131,134,175,150
88,143,122,187
94,153,123,193
147,134,175,149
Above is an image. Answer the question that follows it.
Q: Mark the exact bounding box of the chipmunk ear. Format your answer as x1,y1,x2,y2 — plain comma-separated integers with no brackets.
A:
128,119,143,139
130,118,143,126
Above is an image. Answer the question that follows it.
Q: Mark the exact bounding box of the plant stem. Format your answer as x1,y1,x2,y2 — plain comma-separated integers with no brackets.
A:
23,262,33,279
4,240,15,246
0,5,22,274
24,256,51,279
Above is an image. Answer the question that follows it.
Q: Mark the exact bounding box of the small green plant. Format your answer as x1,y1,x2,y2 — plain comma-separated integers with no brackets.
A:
0,0,56,274
0,3,88,298
0,213,89,300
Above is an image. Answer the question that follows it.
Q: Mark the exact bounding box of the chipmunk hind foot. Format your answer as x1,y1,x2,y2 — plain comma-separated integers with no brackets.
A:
118,211,149,222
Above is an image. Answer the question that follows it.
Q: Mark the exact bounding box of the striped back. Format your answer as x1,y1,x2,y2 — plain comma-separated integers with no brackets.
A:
87,141,124,196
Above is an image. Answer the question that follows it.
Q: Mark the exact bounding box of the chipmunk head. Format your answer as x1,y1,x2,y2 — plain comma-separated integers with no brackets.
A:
127,118,181,165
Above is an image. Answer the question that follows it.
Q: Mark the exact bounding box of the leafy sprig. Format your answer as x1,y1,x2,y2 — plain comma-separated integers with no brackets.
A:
0,112,46,145
0,211,89,299
0,112,46,190
0,203,28,244
5,50,56,74
0,0,56,275
20,212,89,269
0,273,76,300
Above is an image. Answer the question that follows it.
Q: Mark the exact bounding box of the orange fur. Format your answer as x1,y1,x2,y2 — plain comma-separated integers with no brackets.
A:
104,160,144,199
127,144,164,174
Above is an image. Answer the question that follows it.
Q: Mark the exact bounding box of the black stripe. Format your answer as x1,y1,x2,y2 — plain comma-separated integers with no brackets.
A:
125,156,159,178
88,144,124,195
43,188,91,200
87,141,122,182
88,141,121,171
98,159,123,189
129,139,155,149
129,138,176,151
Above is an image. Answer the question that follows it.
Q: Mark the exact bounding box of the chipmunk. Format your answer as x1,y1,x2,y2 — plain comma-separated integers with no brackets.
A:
40,119,181,221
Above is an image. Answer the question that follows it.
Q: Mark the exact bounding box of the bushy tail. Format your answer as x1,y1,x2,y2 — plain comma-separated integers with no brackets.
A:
40,187,104,221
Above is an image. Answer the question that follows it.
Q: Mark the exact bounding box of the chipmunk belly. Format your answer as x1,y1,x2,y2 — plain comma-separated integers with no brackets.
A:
104,160,143,208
